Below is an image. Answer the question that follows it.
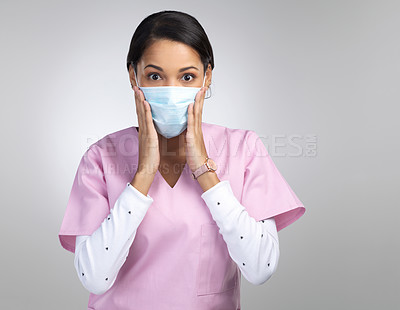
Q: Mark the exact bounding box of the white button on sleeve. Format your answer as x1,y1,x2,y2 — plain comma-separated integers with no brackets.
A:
201,180,280,285
74,182,153,295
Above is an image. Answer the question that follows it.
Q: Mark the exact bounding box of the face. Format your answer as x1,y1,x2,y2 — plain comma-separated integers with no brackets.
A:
129,39,212,88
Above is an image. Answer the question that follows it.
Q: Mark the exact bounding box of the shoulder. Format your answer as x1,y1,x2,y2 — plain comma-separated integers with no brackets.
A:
202,122,258,148
86,126,138,157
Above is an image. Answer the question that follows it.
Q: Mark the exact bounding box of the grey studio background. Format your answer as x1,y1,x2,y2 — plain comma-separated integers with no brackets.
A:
0,0,398,309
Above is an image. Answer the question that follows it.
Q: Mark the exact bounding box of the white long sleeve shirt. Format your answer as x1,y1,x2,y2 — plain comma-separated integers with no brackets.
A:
74,180,280,295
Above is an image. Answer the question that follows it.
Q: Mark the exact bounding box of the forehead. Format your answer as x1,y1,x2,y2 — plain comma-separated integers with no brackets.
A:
140,39,202,68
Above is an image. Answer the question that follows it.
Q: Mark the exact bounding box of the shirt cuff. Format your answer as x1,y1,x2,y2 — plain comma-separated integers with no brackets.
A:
126,182,153,201
119,182,154,219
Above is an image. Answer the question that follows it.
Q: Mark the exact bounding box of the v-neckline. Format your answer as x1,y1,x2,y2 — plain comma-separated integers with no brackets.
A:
156,161,188,189
134,126,189,189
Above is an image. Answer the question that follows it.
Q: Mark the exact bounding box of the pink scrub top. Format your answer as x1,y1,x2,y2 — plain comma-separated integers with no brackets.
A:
58,122,306,310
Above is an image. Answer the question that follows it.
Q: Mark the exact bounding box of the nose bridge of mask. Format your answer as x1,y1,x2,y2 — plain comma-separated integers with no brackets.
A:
134,68,206,89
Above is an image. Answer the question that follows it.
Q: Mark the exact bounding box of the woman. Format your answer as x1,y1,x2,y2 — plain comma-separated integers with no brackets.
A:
58,10,306,309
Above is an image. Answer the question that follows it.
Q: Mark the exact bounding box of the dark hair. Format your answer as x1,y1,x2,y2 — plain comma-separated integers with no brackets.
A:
126,10,214,76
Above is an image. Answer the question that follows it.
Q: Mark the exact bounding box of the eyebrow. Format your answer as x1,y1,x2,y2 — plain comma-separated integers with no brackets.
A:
144,64,199,72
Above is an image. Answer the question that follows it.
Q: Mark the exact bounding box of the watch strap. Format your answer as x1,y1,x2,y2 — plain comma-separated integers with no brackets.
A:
192,157,214,180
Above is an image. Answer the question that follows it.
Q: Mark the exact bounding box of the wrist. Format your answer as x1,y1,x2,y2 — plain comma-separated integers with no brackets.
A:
131,170,156,196
191,157,218,180
190,156,208,173
137,163,158,176
197,171,220,192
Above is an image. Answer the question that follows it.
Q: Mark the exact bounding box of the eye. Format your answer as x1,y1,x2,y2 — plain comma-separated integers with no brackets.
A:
182,73,195,82
148,73,161,81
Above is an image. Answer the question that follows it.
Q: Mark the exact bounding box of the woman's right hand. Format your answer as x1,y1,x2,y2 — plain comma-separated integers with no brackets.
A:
130,86,160,195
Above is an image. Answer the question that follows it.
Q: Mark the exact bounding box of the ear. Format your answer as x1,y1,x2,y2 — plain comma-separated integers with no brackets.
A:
205,64,213,89
128,63,138,88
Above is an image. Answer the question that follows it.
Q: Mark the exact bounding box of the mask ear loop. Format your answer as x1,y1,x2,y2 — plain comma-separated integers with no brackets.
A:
203,72,211,99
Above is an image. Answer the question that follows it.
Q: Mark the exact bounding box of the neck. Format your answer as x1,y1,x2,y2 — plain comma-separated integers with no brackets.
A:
158,129,187,160
135,126,188,161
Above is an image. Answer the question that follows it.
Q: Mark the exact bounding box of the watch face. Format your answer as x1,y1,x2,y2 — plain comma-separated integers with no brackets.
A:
208,159,217,171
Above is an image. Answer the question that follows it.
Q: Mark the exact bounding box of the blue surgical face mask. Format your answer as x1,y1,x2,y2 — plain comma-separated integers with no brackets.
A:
134,69,206,139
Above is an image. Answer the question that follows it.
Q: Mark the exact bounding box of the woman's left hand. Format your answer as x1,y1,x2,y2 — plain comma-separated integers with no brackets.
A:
185,86,208,173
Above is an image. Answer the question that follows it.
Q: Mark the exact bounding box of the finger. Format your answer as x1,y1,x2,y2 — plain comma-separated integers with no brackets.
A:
199,87,206,121
138,89,151,135
187,102,194,135
133,86,143,130
134,86,146,133
194,87,206,129
193,89,201,129
143,100,155,133
135,87,156,135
